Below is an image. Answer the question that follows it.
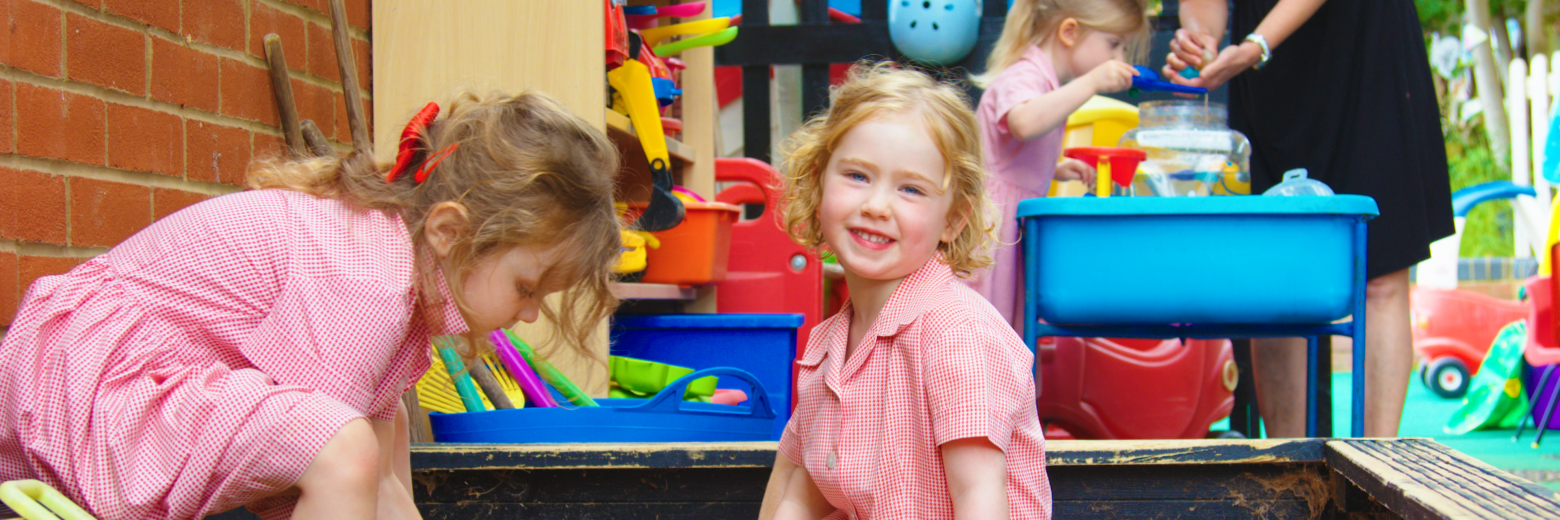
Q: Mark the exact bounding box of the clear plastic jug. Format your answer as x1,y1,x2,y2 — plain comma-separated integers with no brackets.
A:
1117,101,1251,196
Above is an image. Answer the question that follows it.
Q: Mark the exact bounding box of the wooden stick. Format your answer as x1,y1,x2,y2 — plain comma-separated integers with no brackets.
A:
262,34,306,158
401,391,433,443
328,0,371,152
299,119,334,157
467,358,515,410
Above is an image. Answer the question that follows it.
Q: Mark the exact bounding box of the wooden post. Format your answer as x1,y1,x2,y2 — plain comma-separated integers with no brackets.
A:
1468,0,1512,166
1512,58,1532,257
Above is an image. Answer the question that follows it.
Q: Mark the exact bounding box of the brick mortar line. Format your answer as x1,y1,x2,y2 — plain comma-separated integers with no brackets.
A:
257,0,373,41
0,239,109,259
3,66,288,137
0,155,245,197
40,0,371,100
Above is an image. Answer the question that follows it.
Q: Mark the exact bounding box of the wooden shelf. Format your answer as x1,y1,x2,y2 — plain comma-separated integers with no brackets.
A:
610,282,697,300
605,110,697,164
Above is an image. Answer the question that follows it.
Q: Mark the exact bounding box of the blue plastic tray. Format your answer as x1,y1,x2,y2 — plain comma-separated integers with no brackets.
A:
1017,196,1378,325
430,367,777,443
610,313,802,440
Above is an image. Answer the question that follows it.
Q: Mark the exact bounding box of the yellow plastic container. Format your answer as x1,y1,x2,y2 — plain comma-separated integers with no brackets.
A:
1052,96,1140,197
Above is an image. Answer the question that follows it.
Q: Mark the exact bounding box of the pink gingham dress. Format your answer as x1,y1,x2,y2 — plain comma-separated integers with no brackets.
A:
0,189,466,519
778,259,1052,519
968,46,1065,331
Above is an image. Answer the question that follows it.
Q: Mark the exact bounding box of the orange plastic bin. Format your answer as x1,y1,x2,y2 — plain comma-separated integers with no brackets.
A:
626,201,741,285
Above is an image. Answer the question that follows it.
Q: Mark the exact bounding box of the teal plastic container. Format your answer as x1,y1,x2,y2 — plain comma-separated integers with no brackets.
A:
1017,196,1378,325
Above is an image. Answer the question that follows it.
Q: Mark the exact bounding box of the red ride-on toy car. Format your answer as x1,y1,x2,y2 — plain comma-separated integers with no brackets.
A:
1410,285,1531,398
1037,336,1236,440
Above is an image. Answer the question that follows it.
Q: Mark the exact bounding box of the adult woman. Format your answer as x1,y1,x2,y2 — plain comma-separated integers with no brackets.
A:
1166,0,1453,437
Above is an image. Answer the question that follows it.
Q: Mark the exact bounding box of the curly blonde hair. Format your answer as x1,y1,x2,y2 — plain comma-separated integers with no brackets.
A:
247,91,621,361
778,61,994,277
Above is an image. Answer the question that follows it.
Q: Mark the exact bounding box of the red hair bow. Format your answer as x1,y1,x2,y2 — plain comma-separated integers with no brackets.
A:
387,102,441,183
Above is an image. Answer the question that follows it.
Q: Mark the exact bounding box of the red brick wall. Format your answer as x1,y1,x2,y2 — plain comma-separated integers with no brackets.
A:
0,0,373,328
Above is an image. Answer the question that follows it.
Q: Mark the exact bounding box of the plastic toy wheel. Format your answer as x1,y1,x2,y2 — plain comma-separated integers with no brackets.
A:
1416,361,1430,388
1427,357,1471,399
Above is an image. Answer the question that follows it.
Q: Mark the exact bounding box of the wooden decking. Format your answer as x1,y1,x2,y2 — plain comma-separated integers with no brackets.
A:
183,438,1560,519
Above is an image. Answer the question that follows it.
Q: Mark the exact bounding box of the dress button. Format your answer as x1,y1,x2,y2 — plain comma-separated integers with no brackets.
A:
827,452,837,470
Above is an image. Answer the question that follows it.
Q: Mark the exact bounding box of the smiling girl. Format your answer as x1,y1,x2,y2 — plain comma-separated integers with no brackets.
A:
758,62,1051,520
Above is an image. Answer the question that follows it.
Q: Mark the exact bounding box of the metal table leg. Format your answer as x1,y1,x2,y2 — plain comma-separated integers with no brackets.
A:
1307,335,1318,437
1351,218,1369,437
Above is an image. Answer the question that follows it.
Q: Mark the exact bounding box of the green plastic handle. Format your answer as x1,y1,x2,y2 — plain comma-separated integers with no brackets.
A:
501,328,600,407
651,26,738,57
433,336,487,413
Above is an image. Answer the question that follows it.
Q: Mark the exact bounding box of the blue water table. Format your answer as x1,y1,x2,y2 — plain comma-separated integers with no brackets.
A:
1018,195,1379,437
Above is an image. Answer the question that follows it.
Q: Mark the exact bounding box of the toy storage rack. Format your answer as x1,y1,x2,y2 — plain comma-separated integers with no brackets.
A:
1022,207,1372,438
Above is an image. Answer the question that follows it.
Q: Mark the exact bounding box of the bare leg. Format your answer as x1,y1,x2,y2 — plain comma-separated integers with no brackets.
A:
1252,337,1308,438
293,419,379,519
1364,269,1412,437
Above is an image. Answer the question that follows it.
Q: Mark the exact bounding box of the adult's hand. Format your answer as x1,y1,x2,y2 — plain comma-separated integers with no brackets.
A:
1167,28,1219,72
1175,42,1264,92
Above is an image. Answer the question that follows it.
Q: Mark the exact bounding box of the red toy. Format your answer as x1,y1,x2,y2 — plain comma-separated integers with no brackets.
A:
1411,285,1531,398
1037,336,1235,439
712,158,824,410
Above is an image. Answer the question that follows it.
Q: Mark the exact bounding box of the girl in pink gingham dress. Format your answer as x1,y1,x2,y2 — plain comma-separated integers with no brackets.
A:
760,62,1050,520
967,0,1150,330
0,91,623,520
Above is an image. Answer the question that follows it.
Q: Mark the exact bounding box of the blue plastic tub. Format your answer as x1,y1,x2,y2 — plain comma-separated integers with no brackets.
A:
1017,196,1378,325
611,313,802,440
430,367,777,443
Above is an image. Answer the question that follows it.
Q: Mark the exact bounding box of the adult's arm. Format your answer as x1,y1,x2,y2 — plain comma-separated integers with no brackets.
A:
1168,0,1329,91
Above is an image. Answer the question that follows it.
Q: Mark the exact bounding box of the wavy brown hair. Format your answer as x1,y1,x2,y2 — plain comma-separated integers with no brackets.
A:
247,91,621,361
778,61,995,277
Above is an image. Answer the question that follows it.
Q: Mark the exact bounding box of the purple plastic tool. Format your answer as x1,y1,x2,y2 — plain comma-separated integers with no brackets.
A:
490,330,559,408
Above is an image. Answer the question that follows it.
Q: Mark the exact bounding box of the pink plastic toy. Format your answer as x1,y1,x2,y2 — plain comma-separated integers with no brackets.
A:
490,330,559,408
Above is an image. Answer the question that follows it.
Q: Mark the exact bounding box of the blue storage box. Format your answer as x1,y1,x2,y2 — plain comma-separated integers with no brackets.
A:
430,367,777,443
611,313,802,440
1017,196,1378,325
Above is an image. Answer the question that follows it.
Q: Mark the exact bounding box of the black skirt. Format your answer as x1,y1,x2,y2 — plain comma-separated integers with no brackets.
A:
1229,0,1455,280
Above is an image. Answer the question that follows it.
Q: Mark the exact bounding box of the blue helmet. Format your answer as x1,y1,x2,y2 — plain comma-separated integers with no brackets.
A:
888,0,984,66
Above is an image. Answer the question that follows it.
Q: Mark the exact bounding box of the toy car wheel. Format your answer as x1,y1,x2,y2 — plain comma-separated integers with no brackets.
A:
1416,361,1430,388
1427,357,1471,399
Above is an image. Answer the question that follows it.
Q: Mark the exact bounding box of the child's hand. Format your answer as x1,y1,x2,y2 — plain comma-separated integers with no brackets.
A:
1085,60,1137,95
1055,158,1097,188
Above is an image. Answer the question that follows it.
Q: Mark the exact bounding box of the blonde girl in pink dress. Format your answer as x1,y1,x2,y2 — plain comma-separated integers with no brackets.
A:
968,0,1150,330
759,62,1051,520
0,91,622,519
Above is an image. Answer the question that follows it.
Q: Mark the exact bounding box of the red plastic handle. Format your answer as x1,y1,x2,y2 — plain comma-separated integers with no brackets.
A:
1063,147,1146,187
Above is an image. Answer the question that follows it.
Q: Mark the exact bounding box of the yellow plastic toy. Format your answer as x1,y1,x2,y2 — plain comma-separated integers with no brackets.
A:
416,353,525,414
0,480,96,520
1051,96,1140,197
614,229,661,275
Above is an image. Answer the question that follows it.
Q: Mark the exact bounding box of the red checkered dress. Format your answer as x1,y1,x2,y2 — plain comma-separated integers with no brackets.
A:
0,189,466,520
778,259,1052,519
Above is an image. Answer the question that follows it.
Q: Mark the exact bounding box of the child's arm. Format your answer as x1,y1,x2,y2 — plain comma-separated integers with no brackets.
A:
759,452,836,520
942,437,1010,520
1004,60,1137,141
372,412,420,519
